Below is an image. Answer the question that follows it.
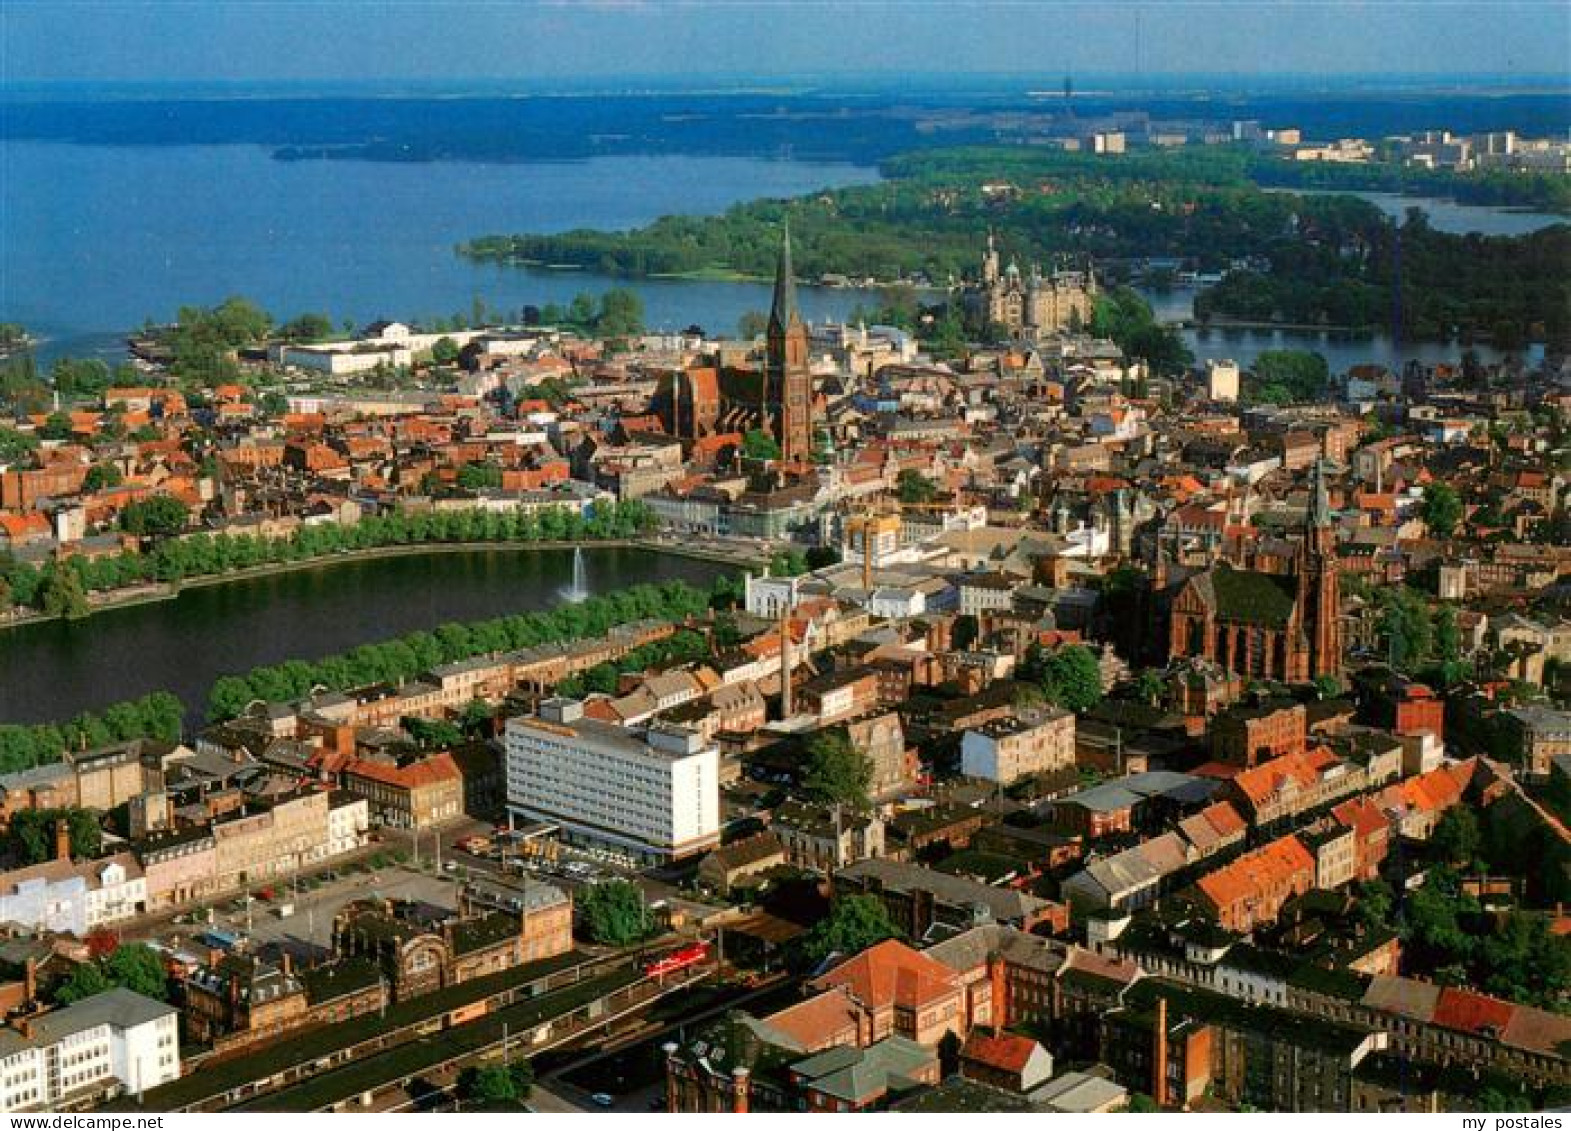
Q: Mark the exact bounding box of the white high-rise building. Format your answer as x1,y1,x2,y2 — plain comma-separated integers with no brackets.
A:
0,989,179,1110
1207,360,1240,403
504,700,721,863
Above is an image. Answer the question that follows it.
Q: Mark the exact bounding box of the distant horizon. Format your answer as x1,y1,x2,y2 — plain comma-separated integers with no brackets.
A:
3,1,1568,87
4,70,1570,102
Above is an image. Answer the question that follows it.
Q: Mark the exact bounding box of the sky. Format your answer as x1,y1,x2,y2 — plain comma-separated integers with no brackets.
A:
2,0,1568,87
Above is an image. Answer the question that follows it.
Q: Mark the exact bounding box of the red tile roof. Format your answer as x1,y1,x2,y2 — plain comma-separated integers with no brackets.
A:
1431,986,1515,1036
811,938,960,1012
344,752,460,790
961,1031,1039,1074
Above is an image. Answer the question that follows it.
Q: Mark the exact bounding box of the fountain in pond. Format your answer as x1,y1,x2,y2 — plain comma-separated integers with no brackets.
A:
561,546,589,602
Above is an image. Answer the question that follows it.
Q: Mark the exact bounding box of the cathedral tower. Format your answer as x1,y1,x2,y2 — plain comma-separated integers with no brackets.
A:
1298,459,1343,679
766,223,813,465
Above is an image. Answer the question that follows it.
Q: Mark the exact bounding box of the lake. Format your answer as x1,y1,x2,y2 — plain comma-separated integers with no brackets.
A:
1,140,880,362
0,545,732,726
2,139,1546,378
1263,186,1567,237
1136,288,1519,373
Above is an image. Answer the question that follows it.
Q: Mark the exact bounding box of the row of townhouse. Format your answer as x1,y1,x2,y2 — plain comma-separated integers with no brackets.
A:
0,789,369,932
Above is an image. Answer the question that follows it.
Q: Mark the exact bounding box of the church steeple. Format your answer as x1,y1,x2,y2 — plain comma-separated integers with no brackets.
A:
1298,457,1342,680
1307,458,1332,530
769,220,801,335
765,222,812,465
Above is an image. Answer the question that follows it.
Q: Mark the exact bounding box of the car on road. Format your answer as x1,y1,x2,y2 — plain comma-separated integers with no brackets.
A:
590,1093,614,1108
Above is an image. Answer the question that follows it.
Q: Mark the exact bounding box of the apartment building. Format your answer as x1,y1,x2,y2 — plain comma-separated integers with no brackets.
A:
0,990,179,1111
504,699,720,862
961,709,1076,784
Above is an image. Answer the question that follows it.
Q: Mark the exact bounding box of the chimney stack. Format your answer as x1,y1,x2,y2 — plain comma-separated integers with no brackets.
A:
24,957,37,1005
862,521,873,593
54,818,71,862
731,1066,750,1114
779,607,793,720
1152,996,1169,1109
989,953,1010,1030
662,1042,681,1113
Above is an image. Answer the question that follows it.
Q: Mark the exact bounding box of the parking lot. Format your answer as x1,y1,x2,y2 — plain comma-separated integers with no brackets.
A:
192,866,461,949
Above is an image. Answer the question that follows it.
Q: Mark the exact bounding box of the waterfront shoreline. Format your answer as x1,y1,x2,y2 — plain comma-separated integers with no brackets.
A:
0,536,763,634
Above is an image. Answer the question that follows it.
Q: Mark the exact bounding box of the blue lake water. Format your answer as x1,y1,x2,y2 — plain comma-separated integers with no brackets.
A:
1264,187,1566,237
0,139,1544,375
0,141,881,359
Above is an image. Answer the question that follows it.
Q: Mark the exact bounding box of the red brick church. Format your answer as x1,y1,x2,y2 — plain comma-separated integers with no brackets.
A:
1166,462,1342,683
652,225,815,465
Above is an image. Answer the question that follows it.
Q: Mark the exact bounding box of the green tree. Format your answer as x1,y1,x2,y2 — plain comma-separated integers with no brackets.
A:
801,895,902,966
1248,350,1329,404
1422,482,1463,539
1430,806,1481,868
737,310,768,339
83,463,123,491
459,1062,532,1105
741,428,781,462
578,879,648,946
596,288,645,338
926,307,967,359
1474,1086,1536,1113
120,496,189,538
278,312,334,343
1131,669,1166,707
896,469,938,505
430,336,461,366
1378,587,1433,673
39,412,73,441
804,545,841,571
403,716,463,749
459,698,495,737
456,461,503,492
103,944,170,1001
1038,645,1104,713
0,426,39,465
1354,879,1395,934
567,292,598,328
768,549,808,577
53,963,113,1005
1089,288,1192,376
1313,673,1344,701
951,613,980,652
38,562,90,620
803,729,873,813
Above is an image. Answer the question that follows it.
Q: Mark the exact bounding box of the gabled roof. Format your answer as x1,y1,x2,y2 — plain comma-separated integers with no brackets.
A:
1196,566,1299,630
960,1030,1041,1074
811,938,961,1013
761,985,860,1052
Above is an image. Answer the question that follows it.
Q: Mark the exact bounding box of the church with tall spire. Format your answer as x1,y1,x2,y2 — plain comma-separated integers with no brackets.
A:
1164,460,1343,683
650,225,815,466
763,222,813,464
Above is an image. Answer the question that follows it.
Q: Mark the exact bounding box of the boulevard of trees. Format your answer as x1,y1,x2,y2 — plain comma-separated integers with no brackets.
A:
0,573,726,776
0,500,660,621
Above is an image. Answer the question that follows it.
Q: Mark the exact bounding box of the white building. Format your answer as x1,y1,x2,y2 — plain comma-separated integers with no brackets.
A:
961,709,1077,784
504,699,720,862
0,853,147,938
1206,360,1240,403
0,989,179,1110
328,792,370,858
744,573,803,618
81,855,147,932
